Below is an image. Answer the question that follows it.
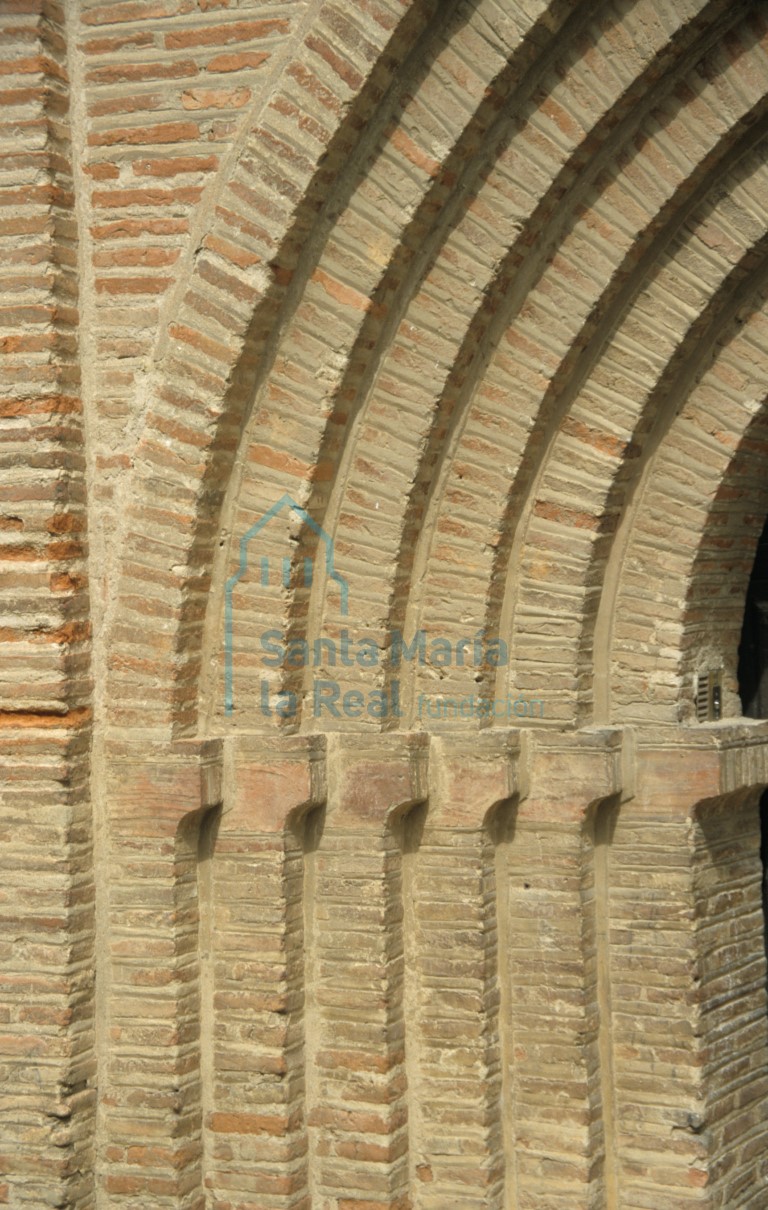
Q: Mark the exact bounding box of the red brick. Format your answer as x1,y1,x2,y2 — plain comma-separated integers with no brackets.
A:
206,50,270,73
88,121,200,148
164,18,289,50
181,85,250,110
86,60,198,85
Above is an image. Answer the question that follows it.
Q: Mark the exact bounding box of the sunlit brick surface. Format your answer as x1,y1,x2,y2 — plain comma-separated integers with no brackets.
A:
2,2,768,1207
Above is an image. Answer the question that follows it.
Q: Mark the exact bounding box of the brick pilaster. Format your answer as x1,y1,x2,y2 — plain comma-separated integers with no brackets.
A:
606,733,768,1208
101,739,222,1208
406,734,517,1208
0,2,94,1204
205,735,325,1210
693,789,768,1209
307,734,428,1210
507,730,622,1209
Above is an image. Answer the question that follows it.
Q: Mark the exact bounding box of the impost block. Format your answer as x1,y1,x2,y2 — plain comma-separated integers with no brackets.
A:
325,731,428,827
223,733,326,832
427,730,521,826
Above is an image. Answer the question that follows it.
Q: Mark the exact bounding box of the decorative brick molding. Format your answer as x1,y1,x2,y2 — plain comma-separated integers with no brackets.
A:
2,1,768,1206
88,727,768,1208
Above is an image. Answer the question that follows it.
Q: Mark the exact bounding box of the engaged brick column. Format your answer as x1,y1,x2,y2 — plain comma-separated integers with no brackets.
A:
406,734,518,1210
692,788,768,1208
307,733,428,1210
607,731,768,1208
205,735,325,1210
507,730,621,1209
0,726,94,1210
102,739,222,1208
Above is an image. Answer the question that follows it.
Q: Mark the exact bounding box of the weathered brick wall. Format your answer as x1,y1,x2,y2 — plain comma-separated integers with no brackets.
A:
1,2,94,1205
2,1,768,1207
78,0,301,579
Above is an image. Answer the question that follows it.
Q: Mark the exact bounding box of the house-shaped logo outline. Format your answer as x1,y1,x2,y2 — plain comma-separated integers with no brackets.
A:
224,493,349,714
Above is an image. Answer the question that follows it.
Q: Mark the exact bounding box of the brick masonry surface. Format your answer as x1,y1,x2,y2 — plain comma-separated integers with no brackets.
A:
1,2,768,1208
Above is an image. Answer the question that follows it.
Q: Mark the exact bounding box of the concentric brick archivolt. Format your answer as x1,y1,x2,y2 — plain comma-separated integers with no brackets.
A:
197,1,768,736
311,0,748,699
5,3,768,1208
108,0,438,730
606,298,768,724
199,0,588,725
99,0,768,741
403,25,768,726
503,143,768,725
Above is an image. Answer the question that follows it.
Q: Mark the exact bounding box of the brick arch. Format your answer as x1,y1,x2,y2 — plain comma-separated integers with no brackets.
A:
390,10,768,724
107,0,441,731
507,137,768,726
205,0,753,733
197,0,596,728
681,397,768,720
605,293,768,724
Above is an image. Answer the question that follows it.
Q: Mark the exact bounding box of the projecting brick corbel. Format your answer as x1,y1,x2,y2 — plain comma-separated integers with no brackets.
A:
427,730,521,827
222,731,327,831
521,726,624,823
323,730,429,828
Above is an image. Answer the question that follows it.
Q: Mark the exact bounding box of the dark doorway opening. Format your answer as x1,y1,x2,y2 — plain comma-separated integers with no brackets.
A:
738,516,768,718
